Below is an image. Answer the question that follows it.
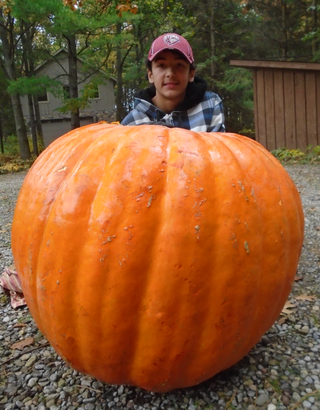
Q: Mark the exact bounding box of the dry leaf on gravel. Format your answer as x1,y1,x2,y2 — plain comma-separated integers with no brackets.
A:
10,336,34,350
277,316,288,324
281,301,297,315
295,294,316,301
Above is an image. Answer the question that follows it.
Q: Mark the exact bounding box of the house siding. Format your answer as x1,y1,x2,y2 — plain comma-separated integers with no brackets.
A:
41,117,94,147
20,50,116,147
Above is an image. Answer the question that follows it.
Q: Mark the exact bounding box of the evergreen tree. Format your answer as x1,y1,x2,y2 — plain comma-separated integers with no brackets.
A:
0,4,31,158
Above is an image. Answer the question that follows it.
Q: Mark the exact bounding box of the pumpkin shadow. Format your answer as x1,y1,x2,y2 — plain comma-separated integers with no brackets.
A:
100,335,276,404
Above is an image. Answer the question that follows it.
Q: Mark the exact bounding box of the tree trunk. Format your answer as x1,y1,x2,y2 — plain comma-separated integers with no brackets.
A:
116,22,124,122
282,0,288,60
67,34,80,129
10,93,30,158
33,96,45,149
23,24,44,152
312,0,318,57
210,0,216,85
0,9,31,159
0,112,4,154
21,21,38,156
28,95,38,156
163,0,168,16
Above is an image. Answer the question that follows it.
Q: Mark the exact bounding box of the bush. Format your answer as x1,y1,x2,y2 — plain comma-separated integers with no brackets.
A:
0,135,36,173
239,128,255,140
0,154,35,174
271,145,320,164
2,134,20,156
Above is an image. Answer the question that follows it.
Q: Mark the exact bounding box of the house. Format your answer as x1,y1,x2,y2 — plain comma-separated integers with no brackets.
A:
21,50,116,147
229,60,320,151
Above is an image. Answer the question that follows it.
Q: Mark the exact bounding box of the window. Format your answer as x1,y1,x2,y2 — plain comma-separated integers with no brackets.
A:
90,85,100,99
37,90,48,102
63,85,70,99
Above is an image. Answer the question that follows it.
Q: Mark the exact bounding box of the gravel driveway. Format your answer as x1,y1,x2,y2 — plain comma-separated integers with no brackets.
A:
0,165,319,410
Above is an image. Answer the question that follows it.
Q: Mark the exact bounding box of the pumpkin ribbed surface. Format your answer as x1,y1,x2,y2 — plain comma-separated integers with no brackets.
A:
11,123,304,392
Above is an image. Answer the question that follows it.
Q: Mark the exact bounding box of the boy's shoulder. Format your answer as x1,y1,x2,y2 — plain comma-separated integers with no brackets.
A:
121,97,157,125
121,109,147,126
201,90,223,105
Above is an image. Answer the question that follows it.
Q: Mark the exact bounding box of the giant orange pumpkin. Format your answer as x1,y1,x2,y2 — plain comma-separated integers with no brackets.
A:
12,123,304,392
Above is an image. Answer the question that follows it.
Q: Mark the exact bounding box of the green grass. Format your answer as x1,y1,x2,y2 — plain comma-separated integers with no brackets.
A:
268,378,282,393
0,293,9,305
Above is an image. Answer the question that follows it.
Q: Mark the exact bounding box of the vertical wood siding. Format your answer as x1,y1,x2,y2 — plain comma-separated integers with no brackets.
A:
254,68,320,151
283,72,296,149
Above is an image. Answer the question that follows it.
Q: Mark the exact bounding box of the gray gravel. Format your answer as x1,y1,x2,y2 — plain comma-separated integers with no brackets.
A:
0,165,320,410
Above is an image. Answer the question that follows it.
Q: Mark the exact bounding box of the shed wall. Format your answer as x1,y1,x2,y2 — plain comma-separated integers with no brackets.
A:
254,68,320,151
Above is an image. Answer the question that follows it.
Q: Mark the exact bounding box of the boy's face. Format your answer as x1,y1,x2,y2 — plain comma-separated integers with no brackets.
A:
147,50,195,110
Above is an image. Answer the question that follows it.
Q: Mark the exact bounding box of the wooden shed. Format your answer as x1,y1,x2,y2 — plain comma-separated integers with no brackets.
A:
229,60,320,151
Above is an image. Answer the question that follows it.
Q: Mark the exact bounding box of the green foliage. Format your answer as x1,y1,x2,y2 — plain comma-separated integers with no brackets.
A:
0,135,36,173
238,128,255,139
0,133,41,157
58,75,109,113
0,66,16,137
241,0,316,61
219,68,253,98
0,293,9,306
7,76,64,98
1,135,21,156
313,146,320,155
9,0,63,22
272,145,320,164
216,67,254,133
1,0,319,150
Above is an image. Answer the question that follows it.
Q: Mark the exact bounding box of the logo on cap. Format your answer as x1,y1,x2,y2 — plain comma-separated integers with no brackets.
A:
163,34,180,46
148,33,194,63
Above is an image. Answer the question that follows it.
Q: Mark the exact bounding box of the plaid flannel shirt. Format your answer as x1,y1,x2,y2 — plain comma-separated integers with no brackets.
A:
121,91,225,132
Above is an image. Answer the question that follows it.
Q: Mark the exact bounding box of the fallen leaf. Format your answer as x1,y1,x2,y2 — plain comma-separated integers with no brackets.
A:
294,275,303,281
13,323,27,328
10,336,34,350
281,301,296,315
295,294,316,301
277,316,287,324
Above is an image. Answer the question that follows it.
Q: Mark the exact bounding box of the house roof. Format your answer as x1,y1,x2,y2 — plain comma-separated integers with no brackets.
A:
229,60,320,71
35,49,117,83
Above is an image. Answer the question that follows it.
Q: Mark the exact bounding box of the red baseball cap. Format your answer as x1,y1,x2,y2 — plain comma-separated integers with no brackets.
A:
148,33,194,64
